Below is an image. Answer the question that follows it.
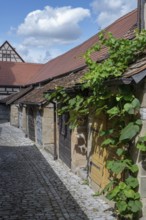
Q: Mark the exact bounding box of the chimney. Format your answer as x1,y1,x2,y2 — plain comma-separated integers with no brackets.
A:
138,0,146,30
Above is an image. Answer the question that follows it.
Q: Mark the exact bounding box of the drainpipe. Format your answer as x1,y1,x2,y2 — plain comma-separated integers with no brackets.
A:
138,0,146,31
51,101,58,160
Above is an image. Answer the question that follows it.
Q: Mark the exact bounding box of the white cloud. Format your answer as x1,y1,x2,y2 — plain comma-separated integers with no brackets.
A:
21,35,77,48
17,44,62,63
17,6,90,47
91,0,137,28
14,5,90,63
17,45,29,57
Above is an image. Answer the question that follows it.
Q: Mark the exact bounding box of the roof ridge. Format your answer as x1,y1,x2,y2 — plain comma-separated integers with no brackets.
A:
0,61,44,65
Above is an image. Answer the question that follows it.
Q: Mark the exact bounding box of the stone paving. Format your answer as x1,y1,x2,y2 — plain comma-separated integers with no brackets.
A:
0,123,116,220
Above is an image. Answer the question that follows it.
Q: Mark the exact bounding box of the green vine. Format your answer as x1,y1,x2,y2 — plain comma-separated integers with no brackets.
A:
46,30,146,219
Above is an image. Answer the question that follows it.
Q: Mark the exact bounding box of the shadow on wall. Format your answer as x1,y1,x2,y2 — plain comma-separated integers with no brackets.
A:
0,144,89,220
0,62,19,123
75,132,87,155
0,61,16,87
0,104,10,123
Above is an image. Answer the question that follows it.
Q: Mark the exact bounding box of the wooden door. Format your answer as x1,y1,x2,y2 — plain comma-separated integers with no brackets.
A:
18,106,23,129
28,107,35,142
36,110,42,145
59,113,71,168
0,104,10,122
89,114,112,189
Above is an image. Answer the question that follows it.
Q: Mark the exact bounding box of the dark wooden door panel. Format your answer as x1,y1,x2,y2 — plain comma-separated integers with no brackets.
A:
28,107,35,142
18,107,23,129
59,113,71,168
36,110,42,145
0,104,10,122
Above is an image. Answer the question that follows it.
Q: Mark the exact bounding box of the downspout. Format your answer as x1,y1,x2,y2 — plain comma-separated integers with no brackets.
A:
51,101,58,160
138,0,146,31
138,0,142,31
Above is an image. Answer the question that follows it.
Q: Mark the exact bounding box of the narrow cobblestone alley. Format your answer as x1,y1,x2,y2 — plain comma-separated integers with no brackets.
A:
0,123,115,220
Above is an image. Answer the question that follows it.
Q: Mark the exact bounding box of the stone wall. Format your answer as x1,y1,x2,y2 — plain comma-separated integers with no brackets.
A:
10,104,18,127
42,103,55,156
71,118,88,177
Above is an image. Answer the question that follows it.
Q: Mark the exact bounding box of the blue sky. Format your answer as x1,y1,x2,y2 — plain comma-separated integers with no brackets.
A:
0,0,137,63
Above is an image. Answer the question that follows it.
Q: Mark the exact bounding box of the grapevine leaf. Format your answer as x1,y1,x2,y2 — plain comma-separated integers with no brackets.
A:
128,200,142,213
125,177,139,189
101,138,115,147
137,142,146,151
107,161,126,174
120,123,140,141
129,164,139,173
116,148,125,156
107,106,120,116
117,201,127,213
135,119,142,125
124,103,134,114
132,98,140,109
123,189,135,199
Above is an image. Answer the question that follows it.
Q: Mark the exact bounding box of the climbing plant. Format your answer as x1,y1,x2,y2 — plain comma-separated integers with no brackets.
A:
46,30,146,219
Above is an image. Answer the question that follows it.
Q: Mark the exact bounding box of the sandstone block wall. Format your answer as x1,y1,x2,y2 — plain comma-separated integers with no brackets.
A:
10,104,18,127
42,104,55,155
71,120,87,174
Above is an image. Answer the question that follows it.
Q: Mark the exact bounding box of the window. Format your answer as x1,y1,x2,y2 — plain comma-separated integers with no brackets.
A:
60,113,69,136
2,53,11,58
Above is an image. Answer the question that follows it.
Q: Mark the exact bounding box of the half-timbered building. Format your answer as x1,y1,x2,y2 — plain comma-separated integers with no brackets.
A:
0,41,24,63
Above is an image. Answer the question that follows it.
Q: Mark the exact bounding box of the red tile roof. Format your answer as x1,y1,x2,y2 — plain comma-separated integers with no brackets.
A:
0,92,17,104
0,62,43,86
6,86,33,104
124,55,146,77
27,9,137,85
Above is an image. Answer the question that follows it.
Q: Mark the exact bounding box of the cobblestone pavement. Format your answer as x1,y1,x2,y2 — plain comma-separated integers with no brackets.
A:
0,123,116,220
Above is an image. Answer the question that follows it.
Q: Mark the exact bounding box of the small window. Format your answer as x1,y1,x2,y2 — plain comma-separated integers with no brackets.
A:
2,53,11,58
60,114,69,136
